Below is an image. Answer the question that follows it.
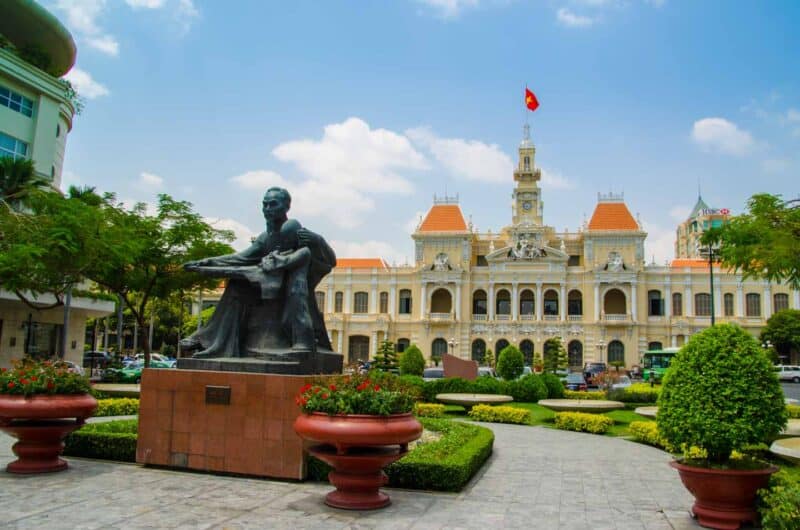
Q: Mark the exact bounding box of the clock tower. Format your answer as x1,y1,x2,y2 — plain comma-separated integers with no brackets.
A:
511,124,543,227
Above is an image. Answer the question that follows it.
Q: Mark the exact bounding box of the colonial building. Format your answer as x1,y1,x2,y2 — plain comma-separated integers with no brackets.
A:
313,126,799,368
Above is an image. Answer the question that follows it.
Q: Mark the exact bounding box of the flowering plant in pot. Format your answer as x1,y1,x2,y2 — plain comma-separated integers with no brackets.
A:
0,358,98,474
657,324,787,529
293,373,422,510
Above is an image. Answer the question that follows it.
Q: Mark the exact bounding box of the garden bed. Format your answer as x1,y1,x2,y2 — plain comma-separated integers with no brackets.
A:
63,419,138,462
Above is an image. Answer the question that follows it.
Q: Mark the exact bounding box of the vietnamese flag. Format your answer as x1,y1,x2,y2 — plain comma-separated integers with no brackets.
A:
525,87,539,112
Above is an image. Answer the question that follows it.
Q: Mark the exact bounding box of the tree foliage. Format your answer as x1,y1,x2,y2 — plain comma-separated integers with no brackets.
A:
496,345,524,381
482,348,495,368
543,337,568,373
373,339,399,372
398,344,425,376
703,193,800,289
760,309,800,362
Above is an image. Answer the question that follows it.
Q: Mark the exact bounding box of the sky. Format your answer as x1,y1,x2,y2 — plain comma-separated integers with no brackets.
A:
50,0,800,265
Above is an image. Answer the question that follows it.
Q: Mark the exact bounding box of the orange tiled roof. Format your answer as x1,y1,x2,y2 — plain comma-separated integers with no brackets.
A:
335,258,388,269
588,202,638,231
670,259,719,268
418,204,468,232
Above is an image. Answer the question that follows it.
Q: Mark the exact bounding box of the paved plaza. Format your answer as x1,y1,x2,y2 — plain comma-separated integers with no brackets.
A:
0,420,698,529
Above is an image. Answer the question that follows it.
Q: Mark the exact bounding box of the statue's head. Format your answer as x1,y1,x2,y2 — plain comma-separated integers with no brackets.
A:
262,187,291,221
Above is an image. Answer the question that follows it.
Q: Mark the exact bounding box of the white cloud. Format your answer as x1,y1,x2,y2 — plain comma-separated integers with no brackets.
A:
176,0,200,33
642,221,675,265
668,205,690,222
540,168,575,190
204,217,258,251
139,172,164,189
329,239,409,265
125,0,166,8
406,126,511,183
55,0,106,35
404,211,426,234
85,35,119,56
416,0,479,19
63,67,109,98
229,170,285,191
556,8,595,27
691,117,755,156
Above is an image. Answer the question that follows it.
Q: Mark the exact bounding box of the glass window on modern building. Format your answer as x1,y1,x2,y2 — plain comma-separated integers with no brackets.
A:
379,291,388,313
353,292,368,314
695,293,711,316
0,132,28,160
774,293,789,313
746,293,761,317
0,86,34,117
648,290,663,316
399,289,412,314
724,293,734,316
672,293,683,317
315,291,325,312
334,291,343,313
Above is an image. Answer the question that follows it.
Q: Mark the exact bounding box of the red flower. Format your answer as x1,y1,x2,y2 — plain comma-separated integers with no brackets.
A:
7,382,15,389
356,381,370,392
30,376,38,382
300,397,308,406
299,383,312,393
328,384,337,391
322,393,329,399
20,379,28,385
0,368,6,373
47,381,55,390
373,385,381,391
312,387,321,394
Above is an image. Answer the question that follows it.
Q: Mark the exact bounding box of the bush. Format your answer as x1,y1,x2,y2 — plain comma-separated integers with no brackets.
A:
504,374,547,402
468,404,532,425
564,390,606,400
658,324,788,464
629,421,672,451
608,383,660,403
63,419,138,462
540,372,565,398
399,344,425,376
787,404,800,419
414,403,445,418
496,345,524,380
95,398,139,417
758,469,800,530
420,377,473,402
471,375,505,394
308,418,494,492
554,411,614,434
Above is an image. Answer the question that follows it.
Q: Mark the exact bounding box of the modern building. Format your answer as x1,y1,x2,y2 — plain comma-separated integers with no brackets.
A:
674,195,730,259
0,0,113,367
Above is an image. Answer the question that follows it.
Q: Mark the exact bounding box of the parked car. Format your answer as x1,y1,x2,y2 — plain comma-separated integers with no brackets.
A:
104,359,173,384
82,351,112,369
563,373,588,391
134,353,177,368
583,362,607,387
478,366,498,378
58,360,85,377
773,365,800,383
611,375,632,390
422,367,444,381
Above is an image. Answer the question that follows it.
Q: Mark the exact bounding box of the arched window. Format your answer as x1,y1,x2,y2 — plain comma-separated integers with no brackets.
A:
495,339,509,354
608,340,625,365
354,292,369,314
399,289,412,314
348,335,370,363
568,290,582,316
396,338,410,353
543,289,559,316
432,338,448,358
523,156,530,170
746,293,761,317
430,288,452,314
472,339,486,363
648,341,663,351
724,293,734,316
774,293,789,313
519,289,535,316
334,291,343,313
496,289,511,315
520,340,534,366
695,293,711,317
315,291,325,312
648,290,663,316
672,293,683,317
379,292,389,313
603,289,626,315
567,340,583,368
472,289,487,315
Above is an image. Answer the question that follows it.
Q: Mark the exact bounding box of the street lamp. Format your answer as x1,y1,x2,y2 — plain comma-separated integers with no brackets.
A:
698,244,720,326
596,340,606,364
448,337,458,356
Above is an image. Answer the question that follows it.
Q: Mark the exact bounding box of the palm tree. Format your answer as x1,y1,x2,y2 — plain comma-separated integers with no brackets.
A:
0,156,48,206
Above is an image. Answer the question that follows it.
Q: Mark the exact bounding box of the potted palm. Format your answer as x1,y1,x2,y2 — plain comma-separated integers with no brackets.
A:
293,374,421,510
0,358,97,473
657,324,787,529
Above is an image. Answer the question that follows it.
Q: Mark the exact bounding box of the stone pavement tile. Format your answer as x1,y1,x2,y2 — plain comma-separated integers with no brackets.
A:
6,498,162,530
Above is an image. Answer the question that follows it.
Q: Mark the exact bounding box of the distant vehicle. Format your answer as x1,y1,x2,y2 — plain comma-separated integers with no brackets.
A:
611,375,632,390
57,360,84,377
478,366,498,378
583,362,607,387
422,367,444,381
773,365,800,383
82,351,112,369
104,359,173,384
134,353,177,367
642,347,680,383
519,366,533,378
563,373,588,391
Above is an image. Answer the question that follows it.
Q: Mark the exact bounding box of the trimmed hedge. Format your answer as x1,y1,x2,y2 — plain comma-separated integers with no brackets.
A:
758,469,800,530
468,404,531,425
414,403,446,418
309,418,494,492
540,373,565,399
628,421,672,451
95,398,139,417
419,373,556,403
564,390,606,400
608,383,660,403
787,404,800,419
554,411,614,434
63,419,138,462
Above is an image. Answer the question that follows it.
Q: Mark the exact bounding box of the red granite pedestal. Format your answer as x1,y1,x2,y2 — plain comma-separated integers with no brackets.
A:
136,368,315,479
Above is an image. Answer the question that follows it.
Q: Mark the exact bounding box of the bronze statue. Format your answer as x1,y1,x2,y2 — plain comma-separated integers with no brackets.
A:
178,187,342,374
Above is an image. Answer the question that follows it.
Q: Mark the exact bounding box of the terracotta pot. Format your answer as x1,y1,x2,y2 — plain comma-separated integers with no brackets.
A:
670,459,778,530
294,412,422,510
0,394,98,474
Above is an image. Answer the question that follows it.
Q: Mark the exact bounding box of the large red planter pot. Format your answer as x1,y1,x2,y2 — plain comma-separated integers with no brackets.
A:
670,460,778,530
294,412,422,510
0,394,98,474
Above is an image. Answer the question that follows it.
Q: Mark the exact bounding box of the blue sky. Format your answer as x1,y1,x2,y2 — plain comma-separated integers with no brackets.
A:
51,0,800,264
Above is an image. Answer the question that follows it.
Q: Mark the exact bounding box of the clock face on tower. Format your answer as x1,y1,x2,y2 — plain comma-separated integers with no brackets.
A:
522,201,532,211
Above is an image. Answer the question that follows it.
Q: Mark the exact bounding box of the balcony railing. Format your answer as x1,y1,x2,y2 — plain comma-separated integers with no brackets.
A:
603,314,628,321
472,314,487,321
567,315,582,321
543,315,559,321
519,314,535,321
429,312,452,320
496,314,511,321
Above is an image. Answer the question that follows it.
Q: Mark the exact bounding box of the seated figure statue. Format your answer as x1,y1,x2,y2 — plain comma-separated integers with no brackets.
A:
179,187,341,373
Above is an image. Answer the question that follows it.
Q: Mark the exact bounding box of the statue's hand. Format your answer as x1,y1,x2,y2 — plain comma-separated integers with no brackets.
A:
297,228,318,248
261,251,289,272
185,257,213,269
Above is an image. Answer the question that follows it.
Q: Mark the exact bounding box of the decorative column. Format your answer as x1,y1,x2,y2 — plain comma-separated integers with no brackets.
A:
488,282,495,320
511,282,519,321
763,284,772,320
536,282,543,320
664,285,672,317
420,283,427,319
736,283,744,317
793,289,800,310
371,331,378,356
671,334,677,347
630,283,637,321
370,278,378,314
559,283,566,321
389,283,396,315
326,284,334,313
455,282,462,320
344,285,352,314
593,283,600,321
337,332,343,354
714,284,723,318
684,285,693,317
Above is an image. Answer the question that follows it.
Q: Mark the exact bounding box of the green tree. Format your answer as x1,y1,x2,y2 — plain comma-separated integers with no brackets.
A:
543,338,567,373
703,193,800,289
373,339,399,372
482,348,495,368
0,157,48,207
181,305,216,338
761,309,800,364
532,351,543,372
398,344,425,376
496,344,524,380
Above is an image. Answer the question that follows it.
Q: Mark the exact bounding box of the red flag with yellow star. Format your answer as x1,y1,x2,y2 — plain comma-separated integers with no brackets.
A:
525,87,539,111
